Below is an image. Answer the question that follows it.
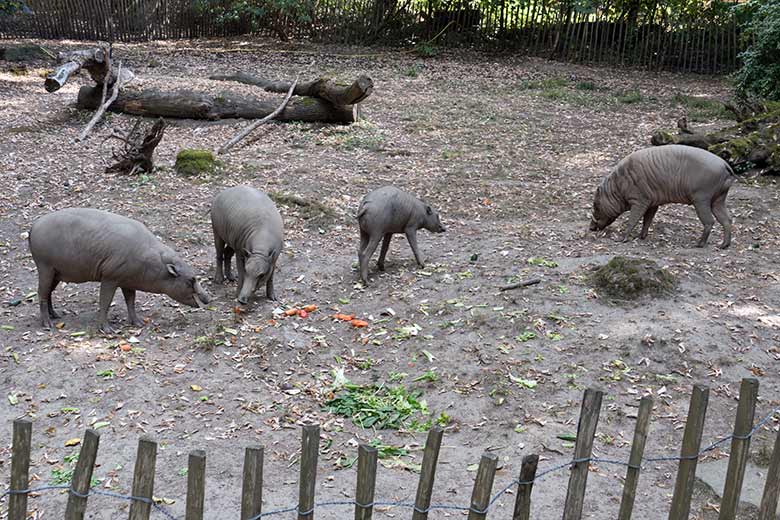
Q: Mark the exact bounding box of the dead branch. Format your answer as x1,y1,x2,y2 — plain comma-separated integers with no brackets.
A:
78,59,123,142
105,118,166,175
218,75,299,155
499,278,542,291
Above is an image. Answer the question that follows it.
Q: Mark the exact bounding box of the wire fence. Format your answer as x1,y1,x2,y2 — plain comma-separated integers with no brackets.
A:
3,402,778,520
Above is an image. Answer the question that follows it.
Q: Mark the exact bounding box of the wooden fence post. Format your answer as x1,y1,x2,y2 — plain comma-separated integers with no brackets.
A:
668,385,709,520
759,417,780,520
468,453,498,520
298,424,320,520
241,446,264,520
562,388,604,520
128,436,157,520
412,426,444,520
719,378,759,520
185,450,206,520
64,428,101,520
513,454,539,520
9,418,32,520
354,444,378,520
618,396,653,520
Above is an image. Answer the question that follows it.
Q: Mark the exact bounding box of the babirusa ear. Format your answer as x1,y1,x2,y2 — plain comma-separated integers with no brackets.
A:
426,205,433,215
166,263,179,277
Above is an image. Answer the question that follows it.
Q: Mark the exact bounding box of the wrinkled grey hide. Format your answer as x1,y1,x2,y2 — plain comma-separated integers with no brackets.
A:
357,186,445,285
590,145,736,248
29,208,210,332
211,186,283,304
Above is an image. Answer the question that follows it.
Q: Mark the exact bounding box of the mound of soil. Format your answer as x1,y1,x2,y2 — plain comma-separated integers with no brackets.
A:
590,256,676,300
269,191,337,228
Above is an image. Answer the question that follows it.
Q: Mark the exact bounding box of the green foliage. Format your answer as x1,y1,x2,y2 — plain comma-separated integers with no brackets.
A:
527,257,558,268
735,0,780,101
0,1,24,16
615,89,643,104
404,64,421,78
575,81,597,91
51,453,100,487
414,43,440,58
412,369,439,383
326,383,429,430
671,94,732,121
195,0,314,27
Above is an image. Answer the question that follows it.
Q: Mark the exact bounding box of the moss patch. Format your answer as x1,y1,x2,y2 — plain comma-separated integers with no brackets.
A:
269,191,337,228
175,149,219,177
590,256,675,301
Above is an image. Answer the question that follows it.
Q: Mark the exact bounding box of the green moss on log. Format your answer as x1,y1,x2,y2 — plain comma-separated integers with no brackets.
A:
175,149,219,176
590,256,675,301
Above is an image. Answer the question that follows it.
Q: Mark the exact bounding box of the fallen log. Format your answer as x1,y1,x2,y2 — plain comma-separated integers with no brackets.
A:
45,46,134,93
651,109,780,175
209,73,374,106
76,86,360,123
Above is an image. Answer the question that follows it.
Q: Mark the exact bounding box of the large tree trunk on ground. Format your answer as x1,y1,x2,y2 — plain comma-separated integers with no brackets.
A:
209,73,374,106
651,110,780,175
76,86,360,123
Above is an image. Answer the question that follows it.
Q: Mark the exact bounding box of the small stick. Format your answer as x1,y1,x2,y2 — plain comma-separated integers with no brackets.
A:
78,60,124,142
499,278,541,292
218,74,299,155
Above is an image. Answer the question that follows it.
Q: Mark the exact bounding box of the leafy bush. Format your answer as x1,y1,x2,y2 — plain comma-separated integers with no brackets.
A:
0,1,27,16
194,0,314,39
735,0,780,101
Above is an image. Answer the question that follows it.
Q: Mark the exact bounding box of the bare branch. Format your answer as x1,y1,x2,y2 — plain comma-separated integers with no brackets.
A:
218,74,300,155
78,60,125,142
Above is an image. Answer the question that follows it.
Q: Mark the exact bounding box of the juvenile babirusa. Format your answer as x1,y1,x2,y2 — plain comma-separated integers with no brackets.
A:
211,186,283,304
357,186,446,285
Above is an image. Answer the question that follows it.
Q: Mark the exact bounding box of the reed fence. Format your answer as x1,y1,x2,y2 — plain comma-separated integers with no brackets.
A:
0,0,745,74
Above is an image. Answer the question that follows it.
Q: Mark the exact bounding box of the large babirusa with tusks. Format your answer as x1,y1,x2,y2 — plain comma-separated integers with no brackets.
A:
589,145,736,248
210,186,283,304
357,186,446,285
29,208,210,332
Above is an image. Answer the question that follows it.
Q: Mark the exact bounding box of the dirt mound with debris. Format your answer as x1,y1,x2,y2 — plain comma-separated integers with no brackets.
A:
590,256,676,300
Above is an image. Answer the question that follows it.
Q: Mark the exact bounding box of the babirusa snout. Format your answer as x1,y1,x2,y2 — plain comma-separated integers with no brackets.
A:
237,278,255,305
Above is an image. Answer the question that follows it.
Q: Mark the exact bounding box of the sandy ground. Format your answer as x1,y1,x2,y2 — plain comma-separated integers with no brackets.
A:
1,38,779,519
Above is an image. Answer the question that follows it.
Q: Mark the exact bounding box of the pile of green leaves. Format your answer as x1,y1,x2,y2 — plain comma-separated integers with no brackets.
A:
326,383,429,430
735,0,780,101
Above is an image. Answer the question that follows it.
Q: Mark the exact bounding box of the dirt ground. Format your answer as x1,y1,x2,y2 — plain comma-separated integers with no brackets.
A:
1,38,779,520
